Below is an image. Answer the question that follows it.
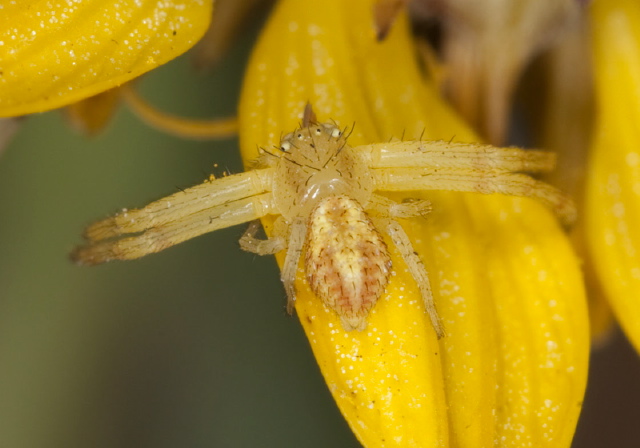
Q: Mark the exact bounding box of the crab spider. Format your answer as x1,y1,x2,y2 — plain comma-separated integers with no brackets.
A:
72,106,575,338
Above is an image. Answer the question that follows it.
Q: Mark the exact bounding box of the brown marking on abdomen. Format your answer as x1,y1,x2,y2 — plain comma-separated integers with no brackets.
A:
305,195,391,331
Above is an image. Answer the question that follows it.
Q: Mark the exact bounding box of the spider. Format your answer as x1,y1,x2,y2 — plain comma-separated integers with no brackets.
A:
71,105,575,338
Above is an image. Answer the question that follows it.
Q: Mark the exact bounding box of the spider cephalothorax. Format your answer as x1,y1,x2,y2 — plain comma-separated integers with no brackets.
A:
72,107,574,338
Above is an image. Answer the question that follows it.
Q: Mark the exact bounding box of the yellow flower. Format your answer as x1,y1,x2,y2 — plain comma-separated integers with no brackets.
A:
0,0,212,117
420,0,640,354
587,0,640,352
238,1,587,446
0,0,591,447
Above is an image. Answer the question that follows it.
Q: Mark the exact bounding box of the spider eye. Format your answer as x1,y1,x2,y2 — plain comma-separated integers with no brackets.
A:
331,128,342,138
315,128,322,134
280,141,291,152
297,133,304,139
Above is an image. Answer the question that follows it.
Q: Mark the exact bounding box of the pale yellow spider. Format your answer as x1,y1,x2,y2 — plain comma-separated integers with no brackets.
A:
72,106,575,338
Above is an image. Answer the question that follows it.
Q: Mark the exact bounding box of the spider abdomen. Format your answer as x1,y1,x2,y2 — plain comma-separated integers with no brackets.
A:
304,195,392,331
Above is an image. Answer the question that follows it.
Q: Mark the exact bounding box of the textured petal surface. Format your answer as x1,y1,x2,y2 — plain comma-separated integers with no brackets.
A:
238,0,588,446
0,0,212,117
525,19,614,344
588,0,640,353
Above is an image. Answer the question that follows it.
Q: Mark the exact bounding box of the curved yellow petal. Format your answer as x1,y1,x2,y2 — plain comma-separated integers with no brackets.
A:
0,0,212,117
588,0,640,353
523,20,615,344
239,0,588,446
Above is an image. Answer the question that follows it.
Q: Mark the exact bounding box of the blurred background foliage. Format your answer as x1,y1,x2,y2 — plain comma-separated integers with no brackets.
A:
1,8,640,448
0,26,362,448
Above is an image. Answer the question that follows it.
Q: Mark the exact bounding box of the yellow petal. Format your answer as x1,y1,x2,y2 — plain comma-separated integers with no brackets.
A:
588,0,640,353
0,0,212,117
239,0,588,446
521,18,615,343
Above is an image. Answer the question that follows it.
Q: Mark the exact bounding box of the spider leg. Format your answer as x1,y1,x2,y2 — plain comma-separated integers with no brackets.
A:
374,168,576,225
83,168,274,242
367,193,432,219
239,217,288,255
368,195,443,338
72,192,276,265
362,140,557,173
377,216,445,339
282,218,307,314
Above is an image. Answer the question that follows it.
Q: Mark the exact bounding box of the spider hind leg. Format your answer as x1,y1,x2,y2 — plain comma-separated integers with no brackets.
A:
368,194,444,338
239,218,287,255
385,218,445,339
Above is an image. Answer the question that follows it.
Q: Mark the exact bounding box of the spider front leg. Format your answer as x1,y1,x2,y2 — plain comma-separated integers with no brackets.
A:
362,140,576,225
368,194,444,339
363,140,557,173
83,168,274,242
73,193,276,265
72,169,275,265
374,168,576,226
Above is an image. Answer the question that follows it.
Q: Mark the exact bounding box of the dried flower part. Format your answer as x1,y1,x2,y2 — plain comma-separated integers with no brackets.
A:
373,0,407,41
120,83,238,139
587,0,640,353
0,117,24,158
62,87,122,136
239,0,588,446
428,0,584,144
0,0,212,117
192,0,271,71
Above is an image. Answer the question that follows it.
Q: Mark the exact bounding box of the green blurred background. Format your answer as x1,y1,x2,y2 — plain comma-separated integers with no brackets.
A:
2,18,640,448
